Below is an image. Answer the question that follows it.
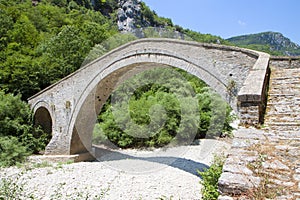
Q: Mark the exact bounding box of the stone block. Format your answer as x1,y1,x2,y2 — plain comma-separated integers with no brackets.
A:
218,172,260,195
262,160,289,170
222,164,253,175
218,196,234,200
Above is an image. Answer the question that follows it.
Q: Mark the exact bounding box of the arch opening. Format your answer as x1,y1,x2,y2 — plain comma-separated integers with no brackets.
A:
34,107,53,143
70,62,236,155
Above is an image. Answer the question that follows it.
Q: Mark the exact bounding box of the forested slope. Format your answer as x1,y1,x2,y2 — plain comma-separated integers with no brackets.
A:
0,0,236,165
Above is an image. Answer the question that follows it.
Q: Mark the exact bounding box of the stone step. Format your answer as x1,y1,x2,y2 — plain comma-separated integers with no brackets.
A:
271,68,300,74
267,98,300,104
266,123,300,128
268,93,297,97
269,87,300,92
266,103,300,108
266,101,300,106
272,76,300,80
270,84,300,87
265,113,300,119
265,119,300,125
271,75,300,79
265,111,300,119
266,106,300,114
272,73,300,78
271,80,300,84
265,125,300,132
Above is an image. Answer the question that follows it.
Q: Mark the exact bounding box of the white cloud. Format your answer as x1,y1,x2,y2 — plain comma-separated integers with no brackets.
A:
238,20,246,26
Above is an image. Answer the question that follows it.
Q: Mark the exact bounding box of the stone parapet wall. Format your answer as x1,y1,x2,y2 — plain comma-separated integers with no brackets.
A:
270,56,300,68
237,52,270,125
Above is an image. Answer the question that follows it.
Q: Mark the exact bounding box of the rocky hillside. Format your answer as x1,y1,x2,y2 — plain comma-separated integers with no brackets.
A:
227,32,300,56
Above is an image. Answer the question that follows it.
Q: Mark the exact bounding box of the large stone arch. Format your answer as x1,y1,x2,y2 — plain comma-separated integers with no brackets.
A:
28,38,270,156
68,53,241,154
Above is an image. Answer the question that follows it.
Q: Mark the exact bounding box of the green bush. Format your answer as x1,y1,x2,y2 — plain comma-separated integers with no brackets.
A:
0,136,30,167
0,91,50,167
94,68,234,148
198,155,225,200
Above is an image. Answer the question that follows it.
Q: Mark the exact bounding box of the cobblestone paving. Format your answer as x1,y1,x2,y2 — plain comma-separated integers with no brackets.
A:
218,66,300,200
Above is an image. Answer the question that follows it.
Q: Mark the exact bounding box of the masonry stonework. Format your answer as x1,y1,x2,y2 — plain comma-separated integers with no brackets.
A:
28,38,270,156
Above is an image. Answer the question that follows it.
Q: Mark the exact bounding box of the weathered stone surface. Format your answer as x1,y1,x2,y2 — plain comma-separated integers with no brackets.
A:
231,138,259,148
28,38,267,155
224,153,258,166
262,160,289,170
218,196,234,200
222,164,253,175
270,57,300,69
219,61,300,199
275,195,295,200
269,179,295,187
218,172,260,194
294,174,300,181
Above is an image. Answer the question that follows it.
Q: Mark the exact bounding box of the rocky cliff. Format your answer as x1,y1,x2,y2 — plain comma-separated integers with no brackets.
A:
117,0,142,32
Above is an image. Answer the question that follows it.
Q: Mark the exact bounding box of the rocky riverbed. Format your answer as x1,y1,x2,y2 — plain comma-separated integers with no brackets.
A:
0,139,231,200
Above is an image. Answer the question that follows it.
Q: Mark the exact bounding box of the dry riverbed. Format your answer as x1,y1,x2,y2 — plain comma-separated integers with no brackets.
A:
0,139,231,200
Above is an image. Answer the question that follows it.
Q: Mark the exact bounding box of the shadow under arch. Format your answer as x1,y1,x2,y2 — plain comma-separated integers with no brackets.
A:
33,106,53,151
34,106,53,135
93,146,209,177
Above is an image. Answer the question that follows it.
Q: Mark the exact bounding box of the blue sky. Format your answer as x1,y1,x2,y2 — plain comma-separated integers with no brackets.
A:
142,0,300,45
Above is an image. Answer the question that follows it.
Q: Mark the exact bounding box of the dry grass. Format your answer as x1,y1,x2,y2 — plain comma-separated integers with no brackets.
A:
244,140,295,199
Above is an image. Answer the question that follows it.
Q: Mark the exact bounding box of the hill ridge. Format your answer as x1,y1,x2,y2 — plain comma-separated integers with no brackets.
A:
227,31,300,56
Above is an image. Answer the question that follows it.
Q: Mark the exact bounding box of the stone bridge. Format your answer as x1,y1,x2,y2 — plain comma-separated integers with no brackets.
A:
28,38,270,157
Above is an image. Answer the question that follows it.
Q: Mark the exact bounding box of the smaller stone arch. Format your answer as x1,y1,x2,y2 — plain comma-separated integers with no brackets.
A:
34,106,53,135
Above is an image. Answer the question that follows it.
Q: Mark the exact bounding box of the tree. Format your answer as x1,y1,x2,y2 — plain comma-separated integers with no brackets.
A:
8,14,40,48
94,68,233,148
0,9,13,50
40,25,91,82
0,91,50,156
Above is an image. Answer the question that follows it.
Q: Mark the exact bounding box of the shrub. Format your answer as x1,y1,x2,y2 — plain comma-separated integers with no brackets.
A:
0,91,50,166
198,155,225,200
94,68,234,148
0,136,30,167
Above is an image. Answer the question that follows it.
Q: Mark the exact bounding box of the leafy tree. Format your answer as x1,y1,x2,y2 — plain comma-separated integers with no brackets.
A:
0,9,13,50
8,14,40,48
94,68,234,148
140,2,173,28
39,25,91,82
0,91,50,165
80,21,111,46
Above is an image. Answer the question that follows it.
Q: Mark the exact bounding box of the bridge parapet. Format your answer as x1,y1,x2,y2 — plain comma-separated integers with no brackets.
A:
238,52,270,125
269,56,300,68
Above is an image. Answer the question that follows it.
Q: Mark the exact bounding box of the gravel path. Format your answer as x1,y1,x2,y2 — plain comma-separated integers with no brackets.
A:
0,139,231,200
